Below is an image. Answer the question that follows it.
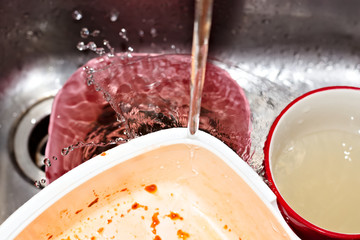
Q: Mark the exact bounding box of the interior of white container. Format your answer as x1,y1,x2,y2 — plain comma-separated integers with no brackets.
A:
0,128,298,240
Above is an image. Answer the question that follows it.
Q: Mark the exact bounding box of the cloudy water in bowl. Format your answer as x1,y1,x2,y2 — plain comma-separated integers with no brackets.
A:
273,129,360,234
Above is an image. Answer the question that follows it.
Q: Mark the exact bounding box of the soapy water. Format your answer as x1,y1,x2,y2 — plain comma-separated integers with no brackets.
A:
45,53,252,183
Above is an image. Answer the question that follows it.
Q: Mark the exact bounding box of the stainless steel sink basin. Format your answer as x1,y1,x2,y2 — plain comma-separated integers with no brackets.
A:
1,0,360,224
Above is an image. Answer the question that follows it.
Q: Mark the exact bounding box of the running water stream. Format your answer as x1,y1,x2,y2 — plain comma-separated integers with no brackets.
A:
188,0,214,135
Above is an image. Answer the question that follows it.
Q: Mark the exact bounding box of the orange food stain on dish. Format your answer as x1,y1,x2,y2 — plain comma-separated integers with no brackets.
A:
100,152,106,156
107,219,112,224
91,236,96,240
88,198,99,208
177,229,190,239
75,209,83,214
47,235,53,240
145,184,157,193
166,212,184,221
120,188,127,192
154,235,162,240
132,202,140,209
151,212,160,234
131,202,148,211
97,227,104,234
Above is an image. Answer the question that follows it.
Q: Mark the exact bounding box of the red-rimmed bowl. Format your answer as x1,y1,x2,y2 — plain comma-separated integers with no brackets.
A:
264,86,360,240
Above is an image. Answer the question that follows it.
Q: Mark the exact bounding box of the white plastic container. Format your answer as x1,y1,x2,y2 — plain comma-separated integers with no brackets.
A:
0,128,299,240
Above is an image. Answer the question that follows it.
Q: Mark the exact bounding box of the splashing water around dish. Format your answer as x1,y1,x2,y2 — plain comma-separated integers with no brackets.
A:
45,54,251,182
45,0,251,183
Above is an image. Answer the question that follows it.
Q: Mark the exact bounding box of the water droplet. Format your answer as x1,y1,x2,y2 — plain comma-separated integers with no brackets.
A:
30,118,37,124
34,180,41,188
138,29,145,37
52,156,58,161
109,10,119,22
91,29,100,37
34,178,47,189
43,158,51,167
104,92,112,102
103,39,115,57
80,28,90,38
119,28,129,41
61,147,70,156
170,44,176,49
127,46,134,52
150,28,157,38
77,41,86,51
72,10,83,21
40,178,46,184
88,42,97,51
95,48,105,55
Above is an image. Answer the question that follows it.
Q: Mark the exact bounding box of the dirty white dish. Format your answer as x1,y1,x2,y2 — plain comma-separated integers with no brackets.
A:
0,128,299,240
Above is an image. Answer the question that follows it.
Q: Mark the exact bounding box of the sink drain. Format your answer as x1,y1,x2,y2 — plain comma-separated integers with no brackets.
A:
10,98,53,184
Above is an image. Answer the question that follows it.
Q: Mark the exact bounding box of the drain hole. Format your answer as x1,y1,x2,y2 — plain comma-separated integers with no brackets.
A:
11,97,53,184
28,115,50,172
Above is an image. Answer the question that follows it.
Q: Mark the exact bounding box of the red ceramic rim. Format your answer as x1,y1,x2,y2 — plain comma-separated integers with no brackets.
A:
264,86,360,238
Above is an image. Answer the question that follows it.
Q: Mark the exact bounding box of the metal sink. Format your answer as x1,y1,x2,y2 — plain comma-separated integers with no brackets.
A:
1,0,360,224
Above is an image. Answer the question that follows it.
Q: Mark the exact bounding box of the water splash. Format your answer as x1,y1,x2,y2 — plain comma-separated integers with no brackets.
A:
109,10,119,22
77,41,106,55
150,28,157,38
43,158,51,167
72,10,83,21
61,137,126,157
80,28,90,38
46,54,251,182
80,28,100,38
103,40,114,57
34,178,47,189
119,28,129,41
138,29,145,38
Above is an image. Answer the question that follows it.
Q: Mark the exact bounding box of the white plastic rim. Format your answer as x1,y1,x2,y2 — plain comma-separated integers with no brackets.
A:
0,128,299,239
